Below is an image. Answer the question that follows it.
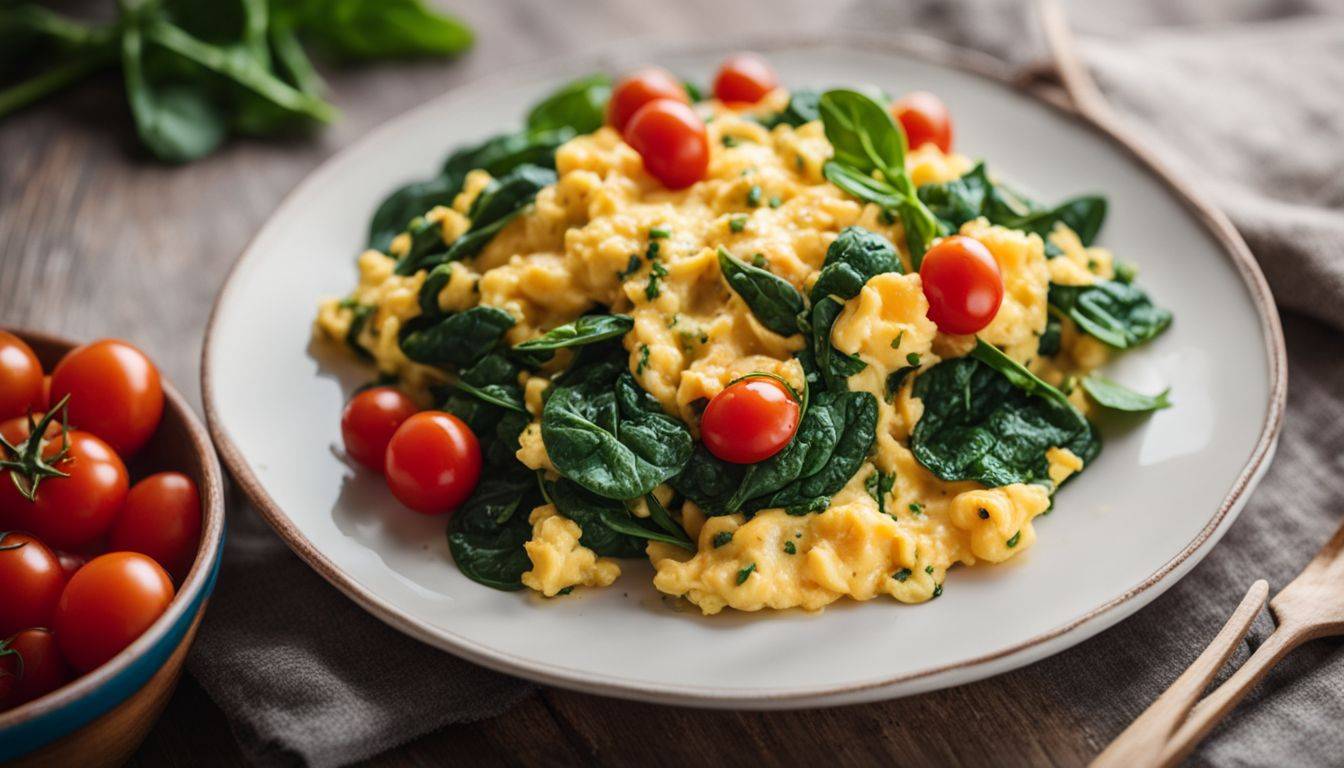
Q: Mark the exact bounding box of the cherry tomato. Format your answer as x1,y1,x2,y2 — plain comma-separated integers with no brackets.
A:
37,376,50,411
53,552,174,673
712,53,779,105
49,339,163,457
700,375,801,464
920,236,1004,335
55,550,86,580
384,412,481,515
624,99,710,190
341,387,419,472
0,629,70,711
0,532,66,638
607,67,689,133
892,91,953,153
0,331,43,422
0,412,57,445
0,429,129,551
108,472,201,582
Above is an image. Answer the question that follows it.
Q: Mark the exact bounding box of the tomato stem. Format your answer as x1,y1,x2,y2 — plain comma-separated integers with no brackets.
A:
0,395,74,501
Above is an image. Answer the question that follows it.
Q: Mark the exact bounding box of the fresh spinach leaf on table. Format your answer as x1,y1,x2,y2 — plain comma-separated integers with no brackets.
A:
541,350,692,501
272,0,472,61
1048,281,1172,350
399,305,515,367
717,247,805,337
910,340,1098,488
1081,375,1172,413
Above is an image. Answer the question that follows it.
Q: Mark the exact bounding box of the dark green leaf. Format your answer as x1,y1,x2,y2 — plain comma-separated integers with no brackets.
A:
717,247,804,337
526,73,611,135
1049,281,1172,349
999,195,1107,247
1081,375,1171,413
120,22,228,163
281,0,472,60
513,314,634,361
757,89,820,128
809,226,902,303
399,306,515,367
447,466,539,591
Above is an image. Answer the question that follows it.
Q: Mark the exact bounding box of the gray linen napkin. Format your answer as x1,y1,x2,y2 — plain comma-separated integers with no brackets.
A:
188,2,1344,765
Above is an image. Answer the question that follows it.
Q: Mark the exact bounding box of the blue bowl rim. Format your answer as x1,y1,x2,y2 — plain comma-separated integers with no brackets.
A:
0,328,228,761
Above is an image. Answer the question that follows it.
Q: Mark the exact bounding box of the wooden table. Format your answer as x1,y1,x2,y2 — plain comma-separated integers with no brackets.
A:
1,2,1109,764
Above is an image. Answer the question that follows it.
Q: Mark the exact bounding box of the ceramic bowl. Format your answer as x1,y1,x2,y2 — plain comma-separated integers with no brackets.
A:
0,328,226,767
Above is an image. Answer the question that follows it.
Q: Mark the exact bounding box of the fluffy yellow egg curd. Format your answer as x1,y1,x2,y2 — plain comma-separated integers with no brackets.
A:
317,100,1118,615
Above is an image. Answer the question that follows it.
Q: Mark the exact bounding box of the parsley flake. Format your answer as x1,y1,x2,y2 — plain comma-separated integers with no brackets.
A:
783,541,796,555
925,565,935,575
747,185,762,207
712,531,733,548
978,508,990,520
729,215,747,233
891,330,904,349
736,562,757,585
893,568,911,582
932,583,943,598
906,352,922,367
768,195,782,209
1007,531,1021,548
722,135,740,147
751,253,768,268
636,344,650,375
908,502,924,516
618,253,641,280
645,260,669,300
649,227,671,239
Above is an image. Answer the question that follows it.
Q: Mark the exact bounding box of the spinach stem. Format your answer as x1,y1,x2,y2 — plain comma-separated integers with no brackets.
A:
0,48,116,119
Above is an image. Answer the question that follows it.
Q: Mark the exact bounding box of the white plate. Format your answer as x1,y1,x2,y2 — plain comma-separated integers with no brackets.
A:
204,36,1286,708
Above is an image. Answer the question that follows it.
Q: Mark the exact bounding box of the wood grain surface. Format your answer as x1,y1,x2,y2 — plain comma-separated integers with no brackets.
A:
1,2,1111,765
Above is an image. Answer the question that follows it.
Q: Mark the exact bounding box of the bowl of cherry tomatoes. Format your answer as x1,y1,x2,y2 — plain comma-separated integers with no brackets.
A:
0,328,225,767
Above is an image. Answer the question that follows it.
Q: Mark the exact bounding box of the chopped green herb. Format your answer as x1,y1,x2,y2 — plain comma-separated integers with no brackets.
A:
768,196,783,209
908,502,924,516
618,253,642,280
712,531,733,548
747,185,763,207
636,344,650,375
1087,258,1099,272
649,227,671,239
736,562,757,585
795,531,802,538
880,208,897,226
893,568,911,582
751,253,769,268
906,352,922,367
1006,531,1021,548
891,330,905,349
977,508,990,520
645,240,661,259
1114,260,1138,283
932,583,943,598
722,135,740,147
729,215,747,233
794,154,805,171
783,540,797,555
645,260,668,300
925,565,935,575
557,586,574,596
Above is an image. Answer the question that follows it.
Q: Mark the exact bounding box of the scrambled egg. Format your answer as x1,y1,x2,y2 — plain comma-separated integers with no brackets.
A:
317,99,1116,614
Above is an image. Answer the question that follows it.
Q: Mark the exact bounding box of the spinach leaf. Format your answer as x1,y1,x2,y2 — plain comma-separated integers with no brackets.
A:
399,306,515,367
120,20,227,163
809,226,903,303
669,445,745,515
757,88,820,128
1049,281,1172,349
911,345,1099,488
1082,375,1171,413
1038,312,1062,357
547,477,691,554
275,0,472,61
1000,195,1107,247
436,354,523,437
916,162,993,232
542,356,692,500
398,163,555,275
809,297,865,391
447,466,539,591
717,247,805,337
525,73,610,135
755,391,877,515
817,89,941,262
726,390,845,512
513,314,634,363
865,469,894,516
369,128,569,251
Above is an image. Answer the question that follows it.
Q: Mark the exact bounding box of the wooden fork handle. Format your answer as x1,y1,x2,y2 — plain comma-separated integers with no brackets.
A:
1091,580,1269,768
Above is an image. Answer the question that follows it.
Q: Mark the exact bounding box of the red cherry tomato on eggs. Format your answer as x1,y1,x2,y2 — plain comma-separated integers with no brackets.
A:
341,386,419,472
0,628,70,710
0,331,43,421
0,428,129,551
920,236,1004,335
607,67,689,133
108,472,201,582
624,98,710,190
700,375,801,464
49,339,163,457
0,532,66,638
712,53,779,105
892,91,953,153
384,412,482,515
53,552,175,673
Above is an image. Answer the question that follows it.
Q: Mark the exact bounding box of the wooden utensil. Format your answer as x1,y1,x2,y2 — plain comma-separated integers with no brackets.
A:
1094,518,1344,766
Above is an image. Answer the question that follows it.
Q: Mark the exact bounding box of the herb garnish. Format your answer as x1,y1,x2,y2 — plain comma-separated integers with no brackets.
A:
712,531,733,548
783,541,796,555
736,562,757,585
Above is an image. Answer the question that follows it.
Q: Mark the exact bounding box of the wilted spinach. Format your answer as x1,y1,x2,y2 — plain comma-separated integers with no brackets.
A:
446,466,539,591
399,305,514,367
805,227,903,390
512,314,633,365
525,73,610,135
757,88,820,128
917,162,1107,249
910,341,1098,488
1049,281,1172,349
717,247,805,337
546,476,692,554
541,351,692,501
1081,375,1171,413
